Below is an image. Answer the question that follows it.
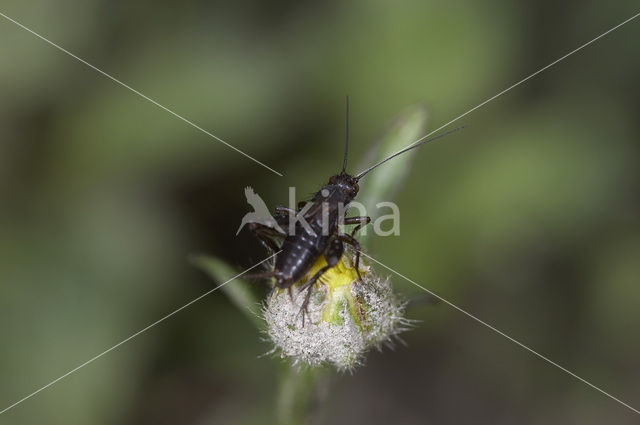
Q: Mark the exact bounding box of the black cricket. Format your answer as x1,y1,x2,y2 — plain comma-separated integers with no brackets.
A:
247,98,463,315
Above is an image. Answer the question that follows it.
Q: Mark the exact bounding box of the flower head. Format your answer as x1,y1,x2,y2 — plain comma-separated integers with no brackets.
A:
263,252,407,370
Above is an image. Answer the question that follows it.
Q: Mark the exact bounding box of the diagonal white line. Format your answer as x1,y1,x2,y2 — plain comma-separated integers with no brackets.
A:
2,4,638,417
0,11,283,177
360,252,640,415
0,251,279,415
358,11,640,176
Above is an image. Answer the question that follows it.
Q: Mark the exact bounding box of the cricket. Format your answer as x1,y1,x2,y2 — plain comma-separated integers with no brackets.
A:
244,97,464,316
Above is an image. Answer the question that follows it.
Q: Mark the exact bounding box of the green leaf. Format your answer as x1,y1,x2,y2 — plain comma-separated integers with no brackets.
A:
356,104,430,247
190,254,264,329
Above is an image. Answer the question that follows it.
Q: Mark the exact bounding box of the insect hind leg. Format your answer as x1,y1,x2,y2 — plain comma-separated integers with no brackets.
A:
243,269,289,287
296,238,344,326
296,264,332,326
248,222,285,252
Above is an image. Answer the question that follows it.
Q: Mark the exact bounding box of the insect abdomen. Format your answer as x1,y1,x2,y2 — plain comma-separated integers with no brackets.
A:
275,222,330,287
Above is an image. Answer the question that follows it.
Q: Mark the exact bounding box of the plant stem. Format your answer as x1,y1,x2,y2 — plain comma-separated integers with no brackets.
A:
276,366,328,425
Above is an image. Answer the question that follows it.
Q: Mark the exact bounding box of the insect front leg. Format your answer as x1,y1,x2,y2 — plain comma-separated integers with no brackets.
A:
338,233,364,282
344,215,371,237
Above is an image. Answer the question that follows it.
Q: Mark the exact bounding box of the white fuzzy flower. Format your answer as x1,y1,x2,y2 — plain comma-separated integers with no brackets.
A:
263,253,407,370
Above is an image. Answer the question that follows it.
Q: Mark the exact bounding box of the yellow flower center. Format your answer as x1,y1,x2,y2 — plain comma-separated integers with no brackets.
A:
297,255,368,326
299,254,364,289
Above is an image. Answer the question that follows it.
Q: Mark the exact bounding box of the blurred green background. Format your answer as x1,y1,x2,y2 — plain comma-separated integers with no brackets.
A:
1,1,639,424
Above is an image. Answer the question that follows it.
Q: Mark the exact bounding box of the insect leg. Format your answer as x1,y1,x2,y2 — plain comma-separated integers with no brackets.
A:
297,238,344,325
297,264,331,326
275,205,297,216
246,270,276,279
245,269,281,281
344,215,371,237
248,222,285,252
338,234,364,282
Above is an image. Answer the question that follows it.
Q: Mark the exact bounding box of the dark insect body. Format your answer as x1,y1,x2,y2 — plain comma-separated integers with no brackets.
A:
247,97,464,316
249,171,369,312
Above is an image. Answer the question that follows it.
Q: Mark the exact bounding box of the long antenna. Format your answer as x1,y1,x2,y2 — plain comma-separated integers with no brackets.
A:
355,125,466,180
342,95,350,173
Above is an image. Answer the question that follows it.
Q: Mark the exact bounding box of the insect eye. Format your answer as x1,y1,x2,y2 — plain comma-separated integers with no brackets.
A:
329,175,338,184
